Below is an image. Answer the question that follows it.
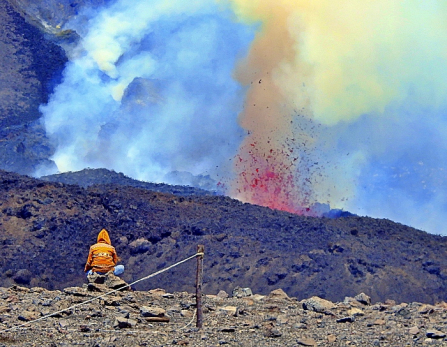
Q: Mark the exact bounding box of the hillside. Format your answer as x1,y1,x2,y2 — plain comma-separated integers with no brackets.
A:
0,0,67,176
40,168,217,196
1,169,447,305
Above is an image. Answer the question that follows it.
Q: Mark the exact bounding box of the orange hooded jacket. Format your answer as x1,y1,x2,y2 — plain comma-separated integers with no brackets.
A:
84,229,119,273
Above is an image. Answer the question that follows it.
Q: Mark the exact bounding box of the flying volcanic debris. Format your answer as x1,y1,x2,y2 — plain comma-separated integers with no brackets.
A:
226,0,447,234
40,0,447,235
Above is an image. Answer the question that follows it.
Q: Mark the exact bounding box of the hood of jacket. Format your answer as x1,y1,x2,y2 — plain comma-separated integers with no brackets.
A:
97,228,111,245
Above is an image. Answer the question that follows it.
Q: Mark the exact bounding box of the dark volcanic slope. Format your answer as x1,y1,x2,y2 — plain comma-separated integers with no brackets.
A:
0,0,66,127
0,0,66,176
40,168,216,196
1,169,447,305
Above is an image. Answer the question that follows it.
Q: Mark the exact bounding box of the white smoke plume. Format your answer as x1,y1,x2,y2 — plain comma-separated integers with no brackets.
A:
40,0,254,185
39,0,447,235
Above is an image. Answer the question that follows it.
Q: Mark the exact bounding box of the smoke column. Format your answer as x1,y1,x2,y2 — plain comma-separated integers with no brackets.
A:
40,0,447,235
40,0,254,186
226,0,447,234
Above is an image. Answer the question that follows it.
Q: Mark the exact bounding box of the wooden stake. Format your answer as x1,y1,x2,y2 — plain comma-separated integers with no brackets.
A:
196,245,204,330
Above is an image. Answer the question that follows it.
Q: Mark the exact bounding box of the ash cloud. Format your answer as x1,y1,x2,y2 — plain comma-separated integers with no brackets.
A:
39,0,447,235
228,0,447,235
40,0,254,185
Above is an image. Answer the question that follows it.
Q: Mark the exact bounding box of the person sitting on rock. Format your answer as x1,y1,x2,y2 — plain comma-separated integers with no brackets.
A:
84,228,124,276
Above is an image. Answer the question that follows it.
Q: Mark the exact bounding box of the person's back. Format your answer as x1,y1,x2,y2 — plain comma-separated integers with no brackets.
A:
84,228,124,275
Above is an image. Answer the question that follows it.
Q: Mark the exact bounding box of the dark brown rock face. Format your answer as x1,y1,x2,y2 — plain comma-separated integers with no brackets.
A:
0,0,67,176
8,0,112,31
0,0,66,128
1,169,447,305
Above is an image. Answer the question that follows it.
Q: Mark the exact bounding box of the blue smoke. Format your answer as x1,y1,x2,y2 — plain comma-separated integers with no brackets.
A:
40,0,254,185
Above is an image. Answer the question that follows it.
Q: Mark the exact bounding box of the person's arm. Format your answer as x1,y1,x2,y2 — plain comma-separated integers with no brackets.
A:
84,248,93,272
112,248,118,265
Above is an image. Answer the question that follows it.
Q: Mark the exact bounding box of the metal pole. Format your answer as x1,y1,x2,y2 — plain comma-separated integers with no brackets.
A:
196,245,204,329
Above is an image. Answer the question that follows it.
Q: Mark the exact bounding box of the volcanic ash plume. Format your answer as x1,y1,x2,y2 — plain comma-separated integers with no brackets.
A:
228,0,447,233
40,0,447,234
40,0,254,185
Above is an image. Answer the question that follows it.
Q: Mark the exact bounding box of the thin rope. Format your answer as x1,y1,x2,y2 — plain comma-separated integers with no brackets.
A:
5,325,186,335
0,252,203,334
179,308,197,330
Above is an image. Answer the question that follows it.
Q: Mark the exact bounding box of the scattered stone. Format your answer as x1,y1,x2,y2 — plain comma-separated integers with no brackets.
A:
174,339,189,345
302,296,335,314
79,324,90,332
418,304,435,314
113,317,137,329
384,299,396,306
408,326,420,335
86,283,103,292
181,309,193,318
86,272,106,284
264,326,282,338
327,334,337,343
220,326,236,332
251,294,265,301
63,287,88,296
219,306,237,316
86,272,130,292
140,306,166,317
277,314,289,324
296,337,317,346
336,316,355,323
268,288,289,300
18,310,39,321
355,292,371,305
426,330,446,339
149,288,166,296
343,296,363,307
348,307,364,316
0,284,445,346
105,273,129,290
0,306,11,313
217,290,229,299
117,308,130,318
435,301,447,309
232,287,253,298
374,319,386,325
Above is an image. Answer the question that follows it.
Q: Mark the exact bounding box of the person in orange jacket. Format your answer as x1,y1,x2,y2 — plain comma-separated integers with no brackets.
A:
84,228,124,276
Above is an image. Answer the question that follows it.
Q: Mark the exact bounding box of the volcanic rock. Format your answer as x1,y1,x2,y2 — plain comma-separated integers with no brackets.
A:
301,296,336,314
232,286,253,298
1,169,447,306
0,285,446,346
0,0,66,175
140,306,166,318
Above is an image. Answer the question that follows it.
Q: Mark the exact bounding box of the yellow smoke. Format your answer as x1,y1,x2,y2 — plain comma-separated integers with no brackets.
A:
227,0,447,211
228,0,447,125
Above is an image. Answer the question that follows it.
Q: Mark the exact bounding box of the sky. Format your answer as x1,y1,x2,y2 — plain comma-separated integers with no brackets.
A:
39,0,447,235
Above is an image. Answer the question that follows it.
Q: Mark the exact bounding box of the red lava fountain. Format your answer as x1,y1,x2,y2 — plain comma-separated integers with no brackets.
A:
232,132,319,216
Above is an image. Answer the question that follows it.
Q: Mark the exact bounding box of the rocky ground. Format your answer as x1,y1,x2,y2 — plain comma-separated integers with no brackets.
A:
0,279,447,347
